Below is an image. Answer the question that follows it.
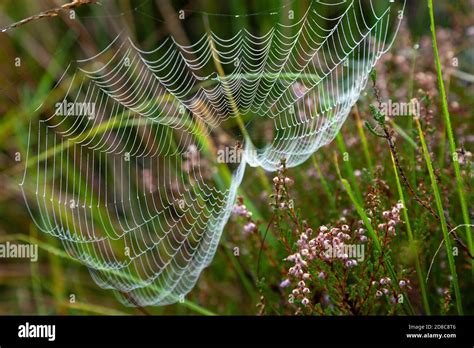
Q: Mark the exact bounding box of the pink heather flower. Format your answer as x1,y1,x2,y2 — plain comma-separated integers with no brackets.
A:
375,290,383,298
345,260,357,267
301,298,310,306
399,280,406,287
359,235,368,242
233,203,251,218
280,279,291,288
232,205,243,215
244,222,256,234
318,271,326,279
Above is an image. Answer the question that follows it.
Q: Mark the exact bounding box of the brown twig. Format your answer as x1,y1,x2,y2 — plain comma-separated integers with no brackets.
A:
1,0,99,33
256,212,275,280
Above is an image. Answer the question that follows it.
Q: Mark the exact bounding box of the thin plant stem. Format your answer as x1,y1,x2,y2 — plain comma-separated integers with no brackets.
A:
336,133,363,204
415,117,463,315
390,153,431,314
311,154,336,210
0,0,98,32
353,105,374,172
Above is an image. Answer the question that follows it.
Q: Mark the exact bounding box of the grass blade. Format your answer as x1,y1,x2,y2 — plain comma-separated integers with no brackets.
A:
415,117,463,314
428,0,472,275
390,153,430,314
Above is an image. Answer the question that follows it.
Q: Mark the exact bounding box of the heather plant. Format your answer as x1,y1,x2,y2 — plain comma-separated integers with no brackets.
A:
233,164,414,315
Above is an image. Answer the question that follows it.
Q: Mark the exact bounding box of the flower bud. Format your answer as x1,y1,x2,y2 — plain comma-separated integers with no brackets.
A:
280,279,291,288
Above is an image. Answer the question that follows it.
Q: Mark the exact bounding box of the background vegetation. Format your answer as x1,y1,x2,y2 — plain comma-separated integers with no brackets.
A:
0,0,472,315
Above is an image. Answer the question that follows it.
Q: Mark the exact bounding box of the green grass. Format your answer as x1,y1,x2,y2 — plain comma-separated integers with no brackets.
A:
428,0,473,276
416,117,463,315
0,234,216,315
390,152,430,314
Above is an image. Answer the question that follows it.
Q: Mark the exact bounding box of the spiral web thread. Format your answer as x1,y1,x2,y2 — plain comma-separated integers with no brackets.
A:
20,0,404,306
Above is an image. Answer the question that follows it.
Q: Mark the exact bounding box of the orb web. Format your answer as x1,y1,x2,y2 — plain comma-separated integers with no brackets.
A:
21,0,405,306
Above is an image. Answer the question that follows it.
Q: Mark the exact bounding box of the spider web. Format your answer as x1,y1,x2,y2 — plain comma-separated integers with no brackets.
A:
20,0,405,306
